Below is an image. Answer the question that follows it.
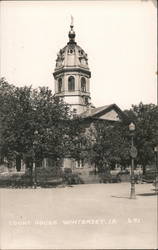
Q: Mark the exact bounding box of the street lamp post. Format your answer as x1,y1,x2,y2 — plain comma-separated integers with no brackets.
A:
129,122,137,199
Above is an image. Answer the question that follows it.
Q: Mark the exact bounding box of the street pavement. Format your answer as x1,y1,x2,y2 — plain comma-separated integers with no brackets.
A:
0,183,157,249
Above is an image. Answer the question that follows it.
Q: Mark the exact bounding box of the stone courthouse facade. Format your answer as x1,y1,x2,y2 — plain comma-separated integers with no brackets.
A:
52,20,126,178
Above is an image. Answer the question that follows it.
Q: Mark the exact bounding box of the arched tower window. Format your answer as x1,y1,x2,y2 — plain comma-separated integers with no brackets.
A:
58,78,62,93
81,77,86,92
68,76,75,91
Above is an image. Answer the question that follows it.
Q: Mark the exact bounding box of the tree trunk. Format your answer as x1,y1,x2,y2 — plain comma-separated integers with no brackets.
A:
16,155,21,172
94,163,97,175
25,158,33,186
142,164,146,175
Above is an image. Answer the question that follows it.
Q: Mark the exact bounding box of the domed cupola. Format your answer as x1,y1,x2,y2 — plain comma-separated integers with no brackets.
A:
53,17,91,115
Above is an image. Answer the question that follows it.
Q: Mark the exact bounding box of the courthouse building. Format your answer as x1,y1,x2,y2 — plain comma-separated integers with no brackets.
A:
52,21,127,176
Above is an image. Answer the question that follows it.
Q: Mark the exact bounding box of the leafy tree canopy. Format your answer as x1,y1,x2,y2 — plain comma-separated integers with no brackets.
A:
89,102,158,173
89,120,130,171
0,78,71,164
125,102,158,173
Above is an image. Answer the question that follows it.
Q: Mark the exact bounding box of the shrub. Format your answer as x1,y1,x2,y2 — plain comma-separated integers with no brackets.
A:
62,169,84,185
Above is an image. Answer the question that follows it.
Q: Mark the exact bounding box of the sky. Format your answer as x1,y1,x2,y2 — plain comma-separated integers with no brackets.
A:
0,0,157,110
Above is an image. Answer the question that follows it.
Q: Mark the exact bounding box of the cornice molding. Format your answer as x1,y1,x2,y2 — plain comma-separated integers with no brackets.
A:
53,67,91,78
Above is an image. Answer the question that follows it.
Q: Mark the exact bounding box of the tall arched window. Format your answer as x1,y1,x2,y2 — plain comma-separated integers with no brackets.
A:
81,77,86,92
68,76,75,91
58,78,62,93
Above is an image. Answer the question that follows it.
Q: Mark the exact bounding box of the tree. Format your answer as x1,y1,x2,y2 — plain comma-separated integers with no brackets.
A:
125,102,158,174
0,78,17,162
89,103,158,175
0,78,71,175
61,117,92,165
88,120,131,173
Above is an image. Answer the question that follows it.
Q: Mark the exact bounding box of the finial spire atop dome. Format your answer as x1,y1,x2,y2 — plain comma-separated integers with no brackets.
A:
68,15,76,43
70,15,74,28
